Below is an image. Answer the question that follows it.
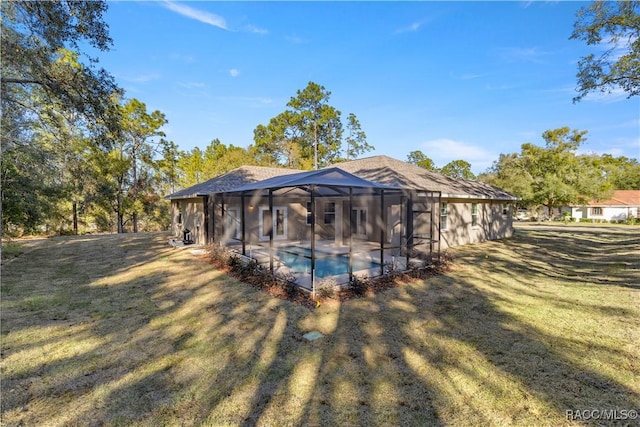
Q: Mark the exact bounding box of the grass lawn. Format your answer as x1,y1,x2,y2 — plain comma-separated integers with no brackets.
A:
1,227,639,426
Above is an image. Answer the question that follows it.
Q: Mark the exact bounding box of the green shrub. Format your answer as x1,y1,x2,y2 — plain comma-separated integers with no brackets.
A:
350,275,370,297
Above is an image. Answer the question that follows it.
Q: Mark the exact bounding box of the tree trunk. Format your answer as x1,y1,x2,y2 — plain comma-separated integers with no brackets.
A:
132,155,138,233
313,122,318,171
117,193,124,233
72,200,78,235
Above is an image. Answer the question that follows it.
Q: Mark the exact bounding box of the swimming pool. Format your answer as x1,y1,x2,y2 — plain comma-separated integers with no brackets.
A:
276,247,381,278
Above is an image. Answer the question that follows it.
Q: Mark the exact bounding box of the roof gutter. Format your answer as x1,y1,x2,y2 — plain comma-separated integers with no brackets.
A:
441,193,521,201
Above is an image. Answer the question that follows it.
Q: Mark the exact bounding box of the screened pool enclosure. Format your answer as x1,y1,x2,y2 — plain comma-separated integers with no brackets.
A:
209,168,441,296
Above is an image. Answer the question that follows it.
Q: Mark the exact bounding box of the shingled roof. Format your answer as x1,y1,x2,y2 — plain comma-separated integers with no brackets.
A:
166,165,301,200
330,155,518,200
589,190,640,207
168,156,518,201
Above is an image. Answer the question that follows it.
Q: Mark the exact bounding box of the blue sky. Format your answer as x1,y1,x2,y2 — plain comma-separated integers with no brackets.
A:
97,1,639,173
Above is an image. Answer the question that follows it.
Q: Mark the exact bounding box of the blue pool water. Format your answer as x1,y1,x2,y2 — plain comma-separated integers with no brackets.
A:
276,248,381,278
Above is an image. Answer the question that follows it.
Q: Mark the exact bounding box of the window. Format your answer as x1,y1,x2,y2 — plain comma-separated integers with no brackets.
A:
591,207,603,216
502,203,508,217
306,202,312,225
351,207,367,237
472,203,478,227
177,202,183,224
324,202,336,224
440,202,448,230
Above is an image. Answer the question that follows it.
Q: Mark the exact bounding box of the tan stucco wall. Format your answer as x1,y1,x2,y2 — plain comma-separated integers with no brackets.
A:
171,198,206,245
439,200,513,250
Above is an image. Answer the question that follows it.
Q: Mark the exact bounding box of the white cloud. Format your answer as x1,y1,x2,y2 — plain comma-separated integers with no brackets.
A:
600,34,637,61
245,24,268,35
495,46,552,63
420,138,497,172
120,72,160,83
162,1,228,30
229,69,240,78
395,21,422,34
169,53,196,63
449,71,487,81
177,81,206,89
285,34,305,44
214,96,274,108
485,83,520,91
582,87,629,104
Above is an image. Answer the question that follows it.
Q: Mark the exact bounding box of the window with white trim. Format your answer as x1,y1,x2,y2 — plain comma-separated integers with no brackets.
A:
324,202,335,224
591,207,603,216
440,202,448,230
471,203,478,227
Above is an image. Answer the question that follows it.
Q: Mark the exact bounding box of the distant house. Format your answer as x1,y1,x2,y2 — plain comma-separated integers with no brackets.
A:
569,190,640,222
167,156,518,291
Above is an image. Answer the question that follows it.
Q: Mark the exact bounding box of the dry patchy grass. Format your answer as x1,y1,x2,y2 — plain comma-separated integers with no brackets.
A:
1,228,639,426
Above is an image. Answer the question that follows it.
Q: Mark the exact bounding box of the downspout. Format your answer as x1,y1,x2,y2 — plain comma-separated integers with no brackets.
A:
310,185,316,299
221,193,225,247
241,193,246,256
406,192,413,268
429,193,434,257
380,189,385,277
437,192,441,262
269,189,274,274
348,187,353,283
203,195,210,244
211,194,216,243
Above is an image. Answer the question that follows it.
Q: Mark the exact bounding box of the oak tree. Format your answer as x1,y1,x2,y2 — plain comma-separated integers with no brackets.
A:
571,1,640,101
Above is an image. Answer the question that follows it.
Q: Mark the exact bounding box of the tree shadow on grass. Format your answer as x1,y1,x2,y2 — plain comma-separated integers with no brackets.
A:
0,233,231,425
3,229,638,425
505,227,640,289
411,281,638,418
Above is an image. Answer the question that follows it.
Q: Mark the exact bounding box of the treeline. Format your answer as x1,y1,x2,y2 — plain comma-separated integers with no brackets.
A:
1,2,175,235
408,127,640,215
3,1,638,236
478,128,640,214
176,82,376,189
0,1,373,236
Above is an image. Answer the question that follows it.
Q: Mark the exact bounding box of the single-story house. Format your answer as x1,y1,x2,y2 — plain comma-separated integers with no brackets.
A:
569,190,640,222
167,155,518,291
